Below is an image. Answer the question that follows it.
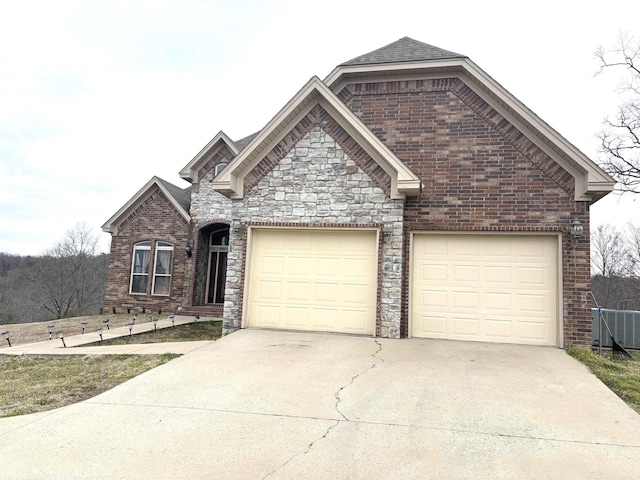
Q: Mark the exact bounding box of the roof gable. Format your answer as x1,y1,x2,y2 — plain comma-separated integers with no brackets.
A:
179,131,239,183
102,177,191,235
341,36,465,66
326,39,615,202
211,76,421,199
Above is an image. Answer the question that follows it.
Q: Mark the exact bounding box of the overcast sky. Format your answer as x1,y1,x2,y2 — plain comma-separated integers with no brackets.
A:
1,0,638,255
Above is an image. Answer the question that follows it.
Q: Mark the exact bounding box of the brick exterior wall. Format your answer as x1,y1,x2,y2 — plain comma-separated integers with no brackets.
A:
103,186,191,314
342,78,592,346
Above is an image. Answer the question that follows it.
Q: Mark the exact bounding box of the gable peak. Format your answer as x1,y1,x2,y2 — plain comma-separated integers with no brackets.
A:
340,37,466,66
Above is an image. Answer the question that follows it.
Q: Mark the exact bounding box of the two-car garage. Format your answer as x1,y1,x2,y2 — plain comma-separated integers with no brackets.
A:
243,228,560,346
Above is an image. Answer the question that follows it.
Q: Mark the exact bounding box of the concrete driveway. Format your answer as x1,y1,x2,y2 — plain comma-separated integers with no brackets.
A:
1,329,639,479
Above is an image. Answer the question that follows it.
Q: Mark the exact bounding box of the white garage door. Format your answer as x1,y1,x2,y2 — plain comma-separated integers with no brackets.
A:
411,234,558,346
246,229,377,334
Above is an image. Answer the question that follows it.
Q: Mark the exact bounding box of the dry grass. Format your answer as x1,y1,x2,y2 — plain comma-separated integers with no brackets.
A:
0,354,178,417
0,313,166,347
568,346,640,414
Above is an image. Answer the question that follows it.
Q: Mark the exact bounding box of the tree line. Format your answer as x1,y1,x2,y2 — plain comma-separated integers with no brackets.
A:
0,223,108,324
591,222,640,311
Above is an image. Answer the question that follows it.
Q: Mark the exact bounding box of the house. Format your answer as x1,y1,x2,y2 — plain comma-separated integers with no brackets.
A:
102,37,615,347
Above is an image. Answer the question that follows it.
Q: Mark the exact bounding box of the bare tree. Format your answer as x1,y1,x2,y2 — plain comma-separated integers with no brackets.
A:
19,223,108,320
591,223,640,310
595,32,640,194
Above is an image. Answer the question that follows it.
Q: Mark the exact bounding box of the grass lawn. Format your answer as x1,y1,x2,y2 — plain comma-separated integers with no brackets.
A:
0,320,223,418
0,354,179,417
567,346,640,414
83,321,222,346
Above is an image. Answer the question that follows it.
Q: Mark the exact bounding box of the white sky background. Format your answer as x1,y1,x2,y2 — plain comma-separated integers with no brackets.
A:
0,0,638,255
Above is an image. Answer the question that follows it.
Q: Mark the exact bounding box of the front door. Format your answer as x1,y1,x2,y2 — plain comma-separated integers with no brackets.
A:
206,227,229,304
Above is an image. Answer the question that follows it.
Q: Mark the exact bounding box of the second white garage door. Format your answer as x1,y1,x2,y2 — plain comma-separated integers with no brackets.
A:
246,229,377,334
411,234,559,346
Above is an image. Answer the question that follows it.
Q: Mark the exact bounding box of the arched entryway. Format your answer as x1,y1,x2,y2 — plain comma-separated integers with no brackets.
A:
192,223,229,309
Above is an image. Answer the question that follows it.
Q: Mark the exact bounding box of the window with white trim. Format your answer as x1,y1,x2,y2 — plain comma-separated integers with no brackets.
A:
152,242,173,295
130,241,151,294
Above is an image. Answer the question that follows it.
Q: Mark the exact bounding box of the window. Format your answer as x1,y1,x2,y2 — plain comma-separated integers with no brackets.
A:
130,241,151,294
152,242,173,296
214,163,227,176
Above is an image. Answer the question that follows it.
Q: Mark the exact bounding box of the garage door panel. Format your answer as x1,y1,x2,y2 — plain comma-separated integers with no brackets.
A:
412,234,558,346
258,280,282,300
341,283,369,305
286,281,310,301
485,319,512,339
253,304,281,327
485,292,512,310
453,316,480,336
452,291,479,309
282,305,309,328
247,229,376,335
418,315,447,335
315,282,339,302
260,256,285,275
453,265,479,282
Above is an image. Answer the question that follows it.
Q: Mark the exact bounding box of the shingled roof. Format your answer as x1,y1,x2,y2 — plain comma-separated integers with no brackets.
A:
340,37,465,66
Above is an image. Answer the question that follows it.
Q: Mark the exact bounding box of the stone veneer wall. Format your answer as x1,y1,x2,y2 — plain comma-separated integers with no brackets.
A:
221,126,405,338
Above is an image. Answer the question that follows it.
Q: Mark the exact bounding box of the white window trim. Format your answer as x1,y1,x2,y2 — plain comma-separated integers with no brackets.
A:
130,241,151,295
151,241,173,296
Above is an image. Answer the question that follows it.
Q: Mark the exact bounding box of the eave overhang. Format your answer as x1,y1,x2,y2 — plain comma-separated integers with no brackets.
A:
211,76,421,199
101,176,191,235
179,131,239,183
326,59,616,203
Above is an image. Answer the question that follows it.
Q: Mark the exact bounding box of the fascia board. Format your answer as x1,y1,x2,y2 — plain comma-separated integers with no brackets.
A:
102,177,190,235
179,131,238,182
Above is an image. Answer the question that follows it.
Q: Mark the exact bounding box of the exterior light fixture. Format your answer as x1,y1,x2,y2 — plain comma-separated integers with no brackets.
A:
1,330,10,348
185,244,193,257
81,322,88,334
127,322,134,337
48,324,55,340
103,318,110,330
96,328,103,341
132,315,137,325
568,219,584,251
194,315,200,324
152,317,158,331
169,315,175,327
57,331,66,348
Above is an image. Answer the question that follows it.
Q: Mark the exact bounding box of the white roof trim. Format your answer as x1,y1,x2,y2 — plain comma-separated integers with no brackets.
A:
102,177,190,235
179,131,238,183
212,76,420,199
326,59,616,202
